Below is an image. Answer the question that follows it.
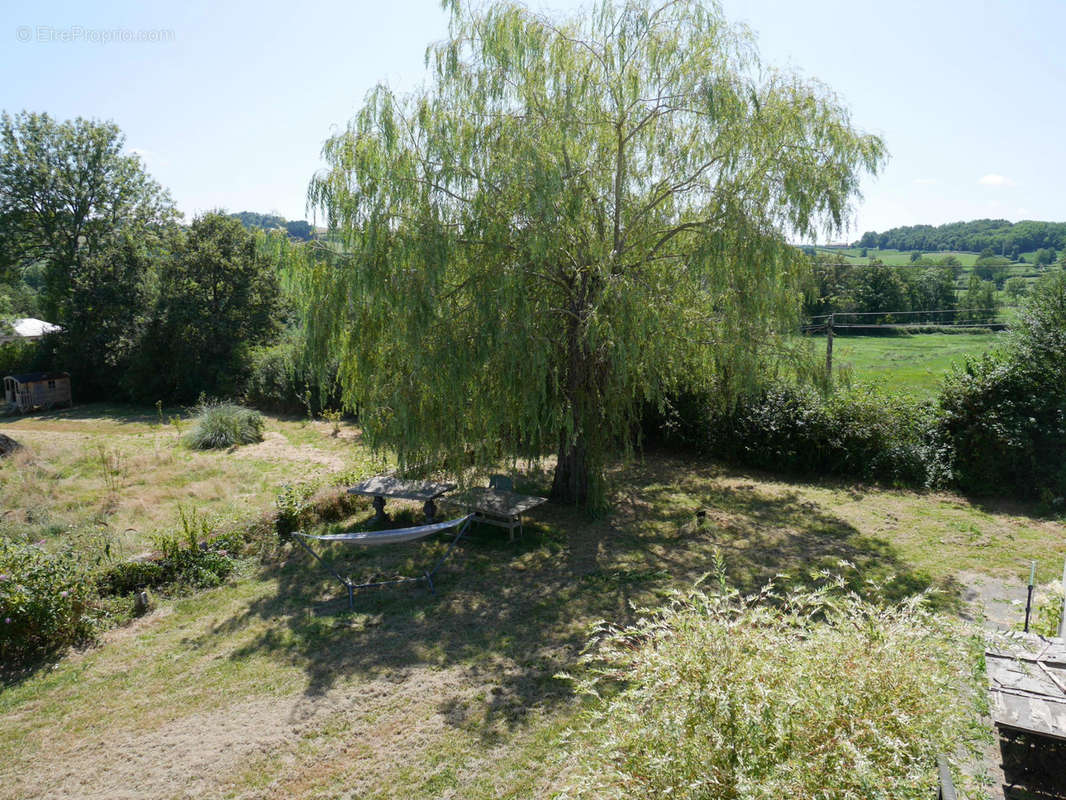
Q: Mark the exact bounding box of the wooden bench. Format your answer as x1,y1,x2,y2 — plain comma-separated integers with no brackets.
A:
445,486,547,541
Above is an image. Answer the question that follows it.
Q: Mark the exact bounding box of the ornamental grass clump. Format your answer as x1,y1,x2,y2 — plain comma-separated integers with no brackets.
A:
183,400,264,450
558,577,976,800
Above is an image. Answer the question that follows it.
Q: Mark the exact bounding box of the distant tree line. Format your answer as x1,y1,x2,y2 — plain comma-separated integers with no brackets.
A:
855,219,1065,260
805,255,999,325
230,211,314,241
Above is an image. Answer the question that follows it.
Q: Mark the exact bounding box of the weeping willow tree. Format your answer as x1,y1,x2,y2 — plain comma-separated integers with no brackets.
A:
303,0,885,507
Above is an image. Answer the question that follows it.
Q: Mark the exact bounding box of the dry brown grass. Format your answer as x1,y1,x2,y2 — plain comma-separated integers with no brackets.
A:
0,404,380,554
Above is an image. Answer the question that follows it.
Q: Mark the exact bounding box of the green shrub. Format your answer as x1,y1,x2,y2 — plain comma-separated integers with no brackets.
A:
183,400,264,450
937,272,1066,499
0,539,96,668
95,508,238,595
658,383,939,487
275,483,316,538
243,338,306,413
1025,581,1064,637
154,538,234,589
273,483,366,539
559,580,975,800
243,335,341,415
95,559,166,596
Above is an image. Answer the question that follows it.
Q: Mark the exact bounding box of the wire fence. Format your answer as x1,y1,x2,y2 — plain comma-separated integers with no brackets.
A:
801,307,1019,334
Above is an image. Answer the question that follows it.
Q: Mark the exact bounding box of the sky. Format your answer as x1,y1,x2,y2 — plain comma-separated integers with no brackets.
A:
2,0,1064,243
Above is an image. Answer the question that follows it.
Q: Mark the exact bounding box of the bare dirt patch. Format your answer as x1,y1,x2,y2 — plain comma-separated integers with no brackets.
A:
234,431,346,471
958,569,1028,631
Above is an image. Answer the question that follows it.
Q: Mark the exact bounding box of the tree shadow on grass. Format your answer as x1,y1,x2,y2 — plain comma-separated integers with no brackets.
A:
999,729,1066,799
7,401,180,427
193,453,954,742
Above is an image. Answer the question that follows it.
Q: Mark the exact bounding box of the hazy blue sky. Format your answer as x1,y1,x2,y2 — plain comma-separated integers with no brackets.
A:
3,0,1063,241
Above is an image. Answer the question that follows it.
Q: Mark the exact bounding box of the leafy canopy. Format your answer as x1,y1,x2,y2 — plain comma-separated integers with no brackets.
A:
939,271,1066,498
128,213,282,402
0,111,175,321
303,0,885,505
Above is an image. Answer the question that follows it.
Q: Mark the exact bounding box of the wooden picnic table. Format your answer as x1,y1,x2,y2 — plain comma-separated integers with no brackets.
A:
445,487,547,541
347,476,456,523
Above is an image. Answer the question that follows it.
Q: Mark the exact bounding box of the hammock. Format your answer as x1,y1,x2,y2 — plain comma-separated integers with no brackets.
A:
295,515,469,546
292,514,474,607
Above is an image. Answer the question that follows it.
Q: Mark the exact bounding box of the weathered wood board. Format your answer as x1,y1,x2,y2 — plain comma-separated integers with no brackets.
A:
446,487,548,517
346,476,456,502
988,635,1066,742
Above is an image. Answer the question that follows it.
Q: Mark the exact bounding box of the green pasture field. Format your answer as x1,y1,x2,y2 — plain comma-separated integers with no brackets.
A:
825,332,1004,399
816,247,981,266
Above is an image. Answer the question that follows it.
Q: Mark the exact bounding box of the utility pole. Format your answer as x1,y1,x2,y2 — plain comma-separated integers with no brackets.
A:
1059,558,1066,640
825,313,834,378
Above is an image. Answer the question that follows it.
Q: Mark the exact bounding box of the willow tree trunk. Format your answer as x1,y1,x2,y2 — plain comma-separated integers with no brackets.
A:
551,302,595,505
552,430,590,505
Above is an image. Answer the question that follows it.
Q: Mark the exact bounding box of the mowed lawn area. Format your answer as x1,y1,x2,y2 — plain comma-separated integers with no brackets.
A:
1,427,1063,797
828,332,1004,398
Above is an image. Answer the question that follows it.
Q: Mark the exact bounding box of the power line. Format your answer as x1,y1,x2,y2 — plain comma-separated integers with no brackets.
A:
801,308,1013,335
809,307,1012,320
831,322,1004,329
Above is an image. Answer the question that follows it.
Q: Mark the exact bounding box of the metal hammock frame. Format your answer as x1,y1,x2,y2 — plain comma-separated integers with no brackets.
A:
292,514,474,608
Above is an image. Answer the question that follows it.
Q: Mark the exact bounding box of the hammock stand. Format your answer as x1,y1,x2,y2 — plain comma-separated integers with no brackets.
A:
292,514,474,608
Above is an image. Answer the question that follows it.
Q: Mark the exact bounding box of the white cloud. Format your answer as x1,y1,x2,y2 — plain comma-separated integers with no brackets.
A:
978,173,1015,187
912,177,938,185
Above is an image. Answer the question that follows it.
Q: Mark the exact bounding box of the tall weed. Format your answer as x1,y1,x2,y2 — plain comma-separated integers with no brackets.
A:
558,578,978,800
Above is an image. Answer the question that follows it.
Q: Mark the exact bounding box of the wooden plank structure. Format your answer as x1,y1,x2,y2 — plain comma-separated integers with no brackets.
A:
3,372,72,413
347,475,456,523
445,486,547,541
987,634,1066,742
987,633,1066,796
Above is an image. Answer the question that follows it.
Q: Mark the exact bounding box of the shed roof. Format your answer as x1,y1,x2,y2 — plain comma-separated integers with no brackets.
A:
6,372,70,383
12,318,62,338
0,318,63,343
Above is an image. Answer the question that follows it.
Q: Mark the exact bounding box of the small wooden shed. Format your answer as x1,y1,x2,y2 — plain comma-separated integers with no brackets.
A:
3,372,72,413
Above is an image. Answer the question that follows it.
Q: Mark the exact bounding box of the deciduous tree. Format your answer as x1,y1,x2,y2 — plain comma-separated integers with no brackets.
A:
303,0,885,505
0,111,175,321
129,213,281,402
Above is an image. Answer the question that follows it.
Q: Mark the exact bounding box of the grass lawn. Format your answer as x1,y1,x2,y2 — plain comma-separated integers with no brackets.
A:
822,332,1004,398
1,436,1062,798
0,404,383,555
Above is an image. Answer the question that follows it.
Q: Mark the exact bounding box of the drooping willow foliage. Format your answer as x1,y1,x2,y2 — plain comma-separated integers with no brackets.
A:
302,0,885,506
